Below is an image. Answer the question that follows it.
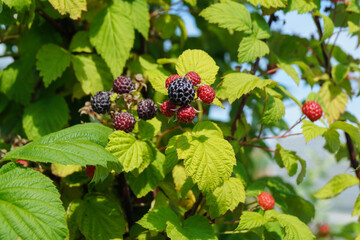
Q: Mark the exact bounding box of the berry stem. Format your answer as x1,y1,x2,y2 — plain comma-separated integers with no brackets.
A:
155,125,184,147
281,115,306,137
243,133,303,145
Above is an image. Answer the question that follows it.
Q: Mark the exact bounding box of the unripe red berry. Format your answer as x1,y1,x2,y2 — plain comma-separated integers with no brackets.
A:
197,85,215,104
86,165,96,179
302,101,323,122
16,160,28,167
166,74,181,88
160,101,177,117
177,105,196,123
185,71,201,86
258,192,275,210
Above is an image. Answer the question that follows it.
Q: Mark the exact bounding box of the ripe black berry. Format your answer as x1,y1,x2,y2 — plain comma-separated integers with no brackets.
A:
137,99,158,120
113,76,134,94
168,78,195,106
91,91,111,114
113,112,136,132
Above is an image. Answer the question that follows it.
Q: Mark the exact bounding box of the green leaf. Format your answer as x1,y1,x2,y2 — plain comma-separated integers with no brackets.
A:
69,31,93,53
348,21,360,34
90,4,134,78
247,0,287,9
323,129,340,153
200,1,252,33
296,158,307,184
313,12,334,42
106,131,151,172
51,163,82,177
330,121,360,147
72,54,113,95
166,215,217,240
184,0,196,6
176,49,219,85
314,173,359,199
0,162,68,240
275,144,298,176
0,58,35,105
347,0,360,13
77,194,126,240
206,177,245,218
137,207,178,231
301,120,327,143
48,0,86,19
288,0,317,14
125,146,167,197
136,118,162,139
332,64,350,84
221,73,275,104
238,36,269,64
236,211,268,230
252,13,271,39
319,82,348,123
177,122,236,192
22,95,69,140
36,44,71,87
2,0,31,11
116,0,149,39
144,69,169,95
261,95,285,125
31,123,112,147
4,139,118,166
265,210,315,240
353,195,360,216
277,60,300,85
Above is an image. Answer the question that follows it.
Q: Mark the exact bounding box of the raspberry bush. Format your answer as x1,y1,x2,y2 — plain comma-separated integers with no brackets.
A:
0,1,360,240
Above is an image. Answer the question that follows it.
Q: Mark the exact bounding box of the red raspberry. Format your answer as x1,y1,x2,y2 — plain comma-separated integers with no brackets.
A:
257,192,275,210
160,101,177,117
318,224,330,237
197,85,215,104
16,160,28,167
302,101,323,122
185,71,201,86
177,106,196,123
166,74,181,88
113,112,136,132
86,165,96,179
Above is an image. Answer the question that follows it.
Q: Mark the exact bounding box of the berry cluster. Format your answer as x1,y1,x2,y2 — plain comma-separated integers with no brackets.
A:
161,72,216,123
90,75,157,133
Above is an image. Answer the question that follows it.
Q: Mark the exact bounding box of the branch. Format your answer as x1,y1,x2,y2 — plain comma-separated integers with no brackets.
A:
313,16,332,77
118,173,134,227
345,133,360,179
36,9,70,40
184,193,203,219
231,14,276,137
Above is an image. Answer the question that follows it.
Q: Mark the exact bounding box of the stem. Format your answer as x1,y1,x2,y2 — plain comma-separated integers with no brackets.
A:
231,93,249,136
231,14,276,137
313,15,332,77
216,231,243,235
345,133,360,179
257,90,268,138
258,67,279,77
185,193,203,219
242,144,279,154
118,173,134,227
36,9,71,40
155,125,183,147
243,133,303,145
328,18,347,60
281,116,305,137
